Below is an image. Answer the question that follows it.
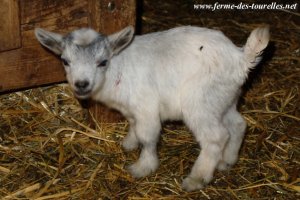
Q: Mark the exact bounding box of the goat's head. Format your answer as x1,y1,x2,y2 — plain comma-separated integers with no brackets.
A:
35,26,134,99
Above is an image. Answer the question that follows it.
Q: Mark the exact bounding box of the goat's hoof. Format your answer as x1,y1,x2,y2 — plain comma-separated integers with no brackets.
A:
127,163,151,178
127,160,158,178
182,176,205,191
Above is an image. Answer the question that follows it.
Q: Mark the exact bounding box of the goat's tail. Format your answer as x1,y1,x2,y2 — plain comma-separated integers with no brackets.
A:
243,26,270,68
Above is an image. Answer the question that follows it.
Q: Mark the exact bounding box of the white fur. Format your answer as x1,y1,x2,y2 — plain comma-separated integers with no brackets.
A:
71,28,99,46
35,25,270,191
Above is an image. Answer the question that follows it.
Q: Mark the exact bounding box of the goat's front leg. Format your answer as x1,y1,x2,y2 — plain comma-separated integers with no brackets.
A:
122,118,139,151
127,115,161,178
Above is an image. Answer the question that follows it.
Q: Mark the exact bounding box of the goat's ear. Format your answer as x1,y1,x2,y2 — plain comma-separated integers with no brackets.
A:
108,26,134,55
35,28,64,55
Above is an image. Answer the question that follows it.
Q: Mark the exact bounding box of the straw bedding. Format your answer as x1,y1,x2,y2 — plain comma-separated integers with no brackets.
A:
0,0,299,199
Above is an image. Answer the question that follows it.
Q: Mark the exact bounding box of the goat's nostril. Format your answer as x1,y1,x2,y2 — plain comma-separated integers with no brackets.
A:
75,80,89,90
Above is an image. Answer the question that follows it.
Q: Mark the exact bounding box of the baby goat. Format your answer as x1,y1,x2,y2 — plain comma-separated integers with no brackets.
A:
35,25,269,191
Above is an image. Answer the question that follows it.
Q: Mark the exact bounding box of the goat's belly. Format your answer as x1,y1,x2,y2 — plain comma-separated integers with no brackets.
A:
159,100,182,121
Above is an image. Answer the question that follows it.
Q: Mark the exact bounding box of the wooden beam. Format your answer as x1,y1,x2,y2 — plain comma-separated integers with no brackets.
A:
0,0,21,52
89,0,136,34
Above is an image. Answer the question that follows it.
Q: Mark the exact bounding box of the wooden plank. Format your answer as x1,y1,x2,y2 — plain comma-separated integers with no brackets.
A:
0,47,64,92
0,0,21,52
88,0,136,34
88,0,136,123
0,0,89,92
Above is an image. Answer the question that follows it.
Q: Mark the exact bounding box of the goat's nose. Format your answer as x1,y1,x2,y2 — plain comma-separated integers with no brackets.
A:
75,80,89,90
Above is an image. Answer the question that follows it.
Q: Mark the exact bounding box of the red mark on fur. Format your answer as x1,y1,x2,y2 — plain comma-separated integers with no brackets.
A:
115,79,121,86
115,73,122,87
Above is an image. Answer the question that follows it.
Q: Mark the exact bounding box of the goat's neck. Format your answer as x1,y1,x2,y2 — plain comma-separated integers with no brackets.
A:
93,56,126,107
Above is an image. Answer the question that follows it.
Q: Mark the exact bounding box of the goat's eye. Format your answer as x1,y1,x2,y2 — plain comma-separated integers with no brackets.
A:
61,58,69,66
97,60,108,67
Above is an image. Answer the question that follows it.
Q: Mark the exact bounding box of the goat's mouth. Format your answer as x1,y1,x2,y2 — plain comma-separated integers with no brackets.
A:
74,89,92,99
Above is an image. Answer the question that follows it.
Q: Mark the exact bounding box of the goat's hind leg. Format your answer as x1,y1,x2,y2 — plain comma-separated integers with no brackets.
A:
217,104,247,171
182,114,229,191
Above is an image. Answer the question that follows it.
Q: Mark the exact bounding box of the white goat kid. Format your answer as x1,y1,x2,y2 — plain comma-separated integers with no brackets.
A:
35,25,269,191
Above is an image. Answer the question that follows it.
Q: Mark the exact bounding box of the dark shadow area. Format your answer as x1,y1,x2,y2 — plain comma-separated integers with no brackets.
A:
135,0,144,35
242,41,276,94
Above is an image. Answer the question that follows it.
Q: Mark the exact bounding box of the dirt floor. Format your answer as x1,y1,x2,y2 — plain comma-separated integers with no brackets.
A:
1,0,299,199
